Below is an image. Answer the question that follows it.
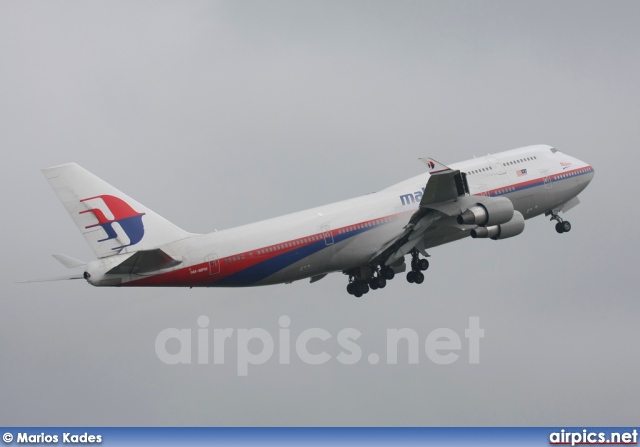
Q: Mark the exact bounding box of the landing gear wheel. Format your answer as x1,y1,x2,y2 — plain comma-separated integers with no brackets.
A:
369,279,379,290
381,267,395,280
414,271,424,284
377,277,387,289
354,290,363,298
346,283,355,295
549,211,572,234
407,271,416,283
418,259,429,271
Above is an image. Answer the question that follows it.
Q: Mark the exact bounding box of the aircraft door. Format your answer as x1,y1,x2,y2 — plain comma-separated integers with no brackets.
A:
321,224,334,246
313,224,336,271
485,156,506,175
541,169,552,190
538,169,555,210
206,252,221,275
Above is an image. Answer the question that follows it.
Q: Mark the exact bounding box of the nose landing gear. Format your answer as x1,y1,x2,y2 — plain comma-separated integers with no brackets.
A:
548,211,571,234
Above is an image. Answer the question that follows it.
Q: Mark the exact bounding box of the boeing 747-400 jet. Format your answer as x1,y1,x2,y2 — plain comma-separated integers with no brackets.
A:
42,144,594,296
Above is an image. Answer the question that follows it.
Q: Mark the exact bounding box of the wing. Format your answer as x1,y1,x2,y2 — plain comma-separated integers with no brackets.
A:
371,158,474,266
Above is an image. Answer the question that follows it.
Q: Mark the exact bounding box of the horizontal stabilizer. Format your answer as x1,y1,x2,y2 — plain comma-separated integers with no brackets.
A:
18,274,85,283
106,249,182,275
53,254,86,269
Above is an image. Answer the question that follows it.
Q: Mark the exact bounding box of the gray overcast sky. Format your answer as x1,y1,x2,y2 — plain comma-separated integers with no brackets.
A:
1,0,639,426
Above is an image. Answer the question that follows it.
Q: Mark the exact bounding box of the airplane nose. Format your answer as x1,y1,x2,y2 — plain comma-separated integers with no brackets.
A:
580,162,595,187
569,155,595,183
565,155,594,190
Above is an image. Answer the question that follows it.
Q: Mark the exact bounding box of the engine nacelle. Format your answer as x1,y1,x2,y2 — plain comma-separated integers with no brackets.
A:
457,197,514,226
470,210,525,240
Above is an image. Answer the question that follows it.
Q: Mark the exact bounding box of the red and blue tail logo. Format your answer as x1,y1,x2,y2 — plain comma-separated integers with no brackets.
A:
80,195,145,250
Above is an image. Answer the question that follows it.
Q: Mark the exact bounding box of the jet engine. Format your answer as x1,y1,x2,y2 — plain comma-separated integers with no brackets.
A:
457,197,514,226
470,210,525,240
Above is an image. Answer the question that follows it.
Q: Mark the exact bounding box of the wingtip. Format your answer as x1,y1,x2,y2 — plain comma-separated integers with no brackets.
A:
419,157,453,174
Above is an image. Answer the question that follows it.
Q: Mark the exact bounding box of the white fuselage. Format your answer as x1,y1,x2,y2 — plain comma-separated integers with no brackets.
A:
85,145,594,287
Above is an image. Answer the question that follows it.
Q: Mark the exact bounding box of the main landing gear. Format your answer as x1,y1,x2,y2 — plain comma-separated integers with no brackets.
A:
406,250,429,285
346,266,389,298
548,211,572,234
345,251,430,296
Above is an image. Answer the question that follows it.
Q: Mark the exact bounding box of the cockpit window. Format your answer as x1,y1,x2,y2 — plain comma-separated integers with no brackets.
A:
550,147,558,153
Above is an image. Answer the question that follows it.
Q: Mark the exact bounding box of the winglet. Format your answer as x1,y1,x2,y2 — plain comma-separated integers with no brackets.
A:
419,157,453,175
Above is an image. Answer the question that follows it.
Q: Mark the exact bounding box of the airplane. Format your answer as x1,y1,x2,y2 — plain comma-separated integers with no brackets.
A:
41,144,594,297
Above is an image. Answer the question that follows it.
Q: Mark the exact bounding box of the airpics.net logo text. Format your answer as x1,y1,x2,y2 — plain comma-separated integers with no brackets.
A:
155,316,484,376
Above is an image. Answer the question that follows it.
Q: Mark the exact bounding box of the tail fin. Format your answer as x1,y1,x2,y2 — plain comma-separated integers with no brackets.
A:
43,163,194,259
